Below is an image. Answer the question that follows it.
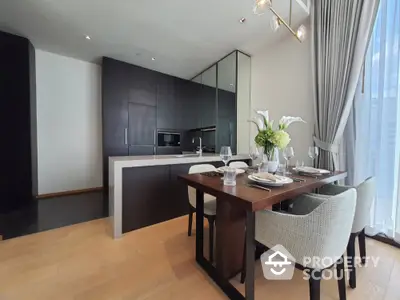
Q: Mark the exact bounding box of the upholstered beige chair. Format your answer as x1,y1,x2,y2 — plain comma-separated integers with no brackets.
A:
188,164,217,262
254,187,357,300
319,177,375,288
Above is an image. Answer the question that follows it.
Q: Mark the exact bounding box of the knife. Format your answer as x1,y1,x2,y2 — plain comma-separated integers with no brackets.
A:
246,183,271,192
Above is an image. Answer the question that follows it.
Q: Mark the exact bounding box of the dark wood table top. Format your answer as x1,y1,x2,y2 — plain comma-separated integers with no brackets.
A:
179,171,347,212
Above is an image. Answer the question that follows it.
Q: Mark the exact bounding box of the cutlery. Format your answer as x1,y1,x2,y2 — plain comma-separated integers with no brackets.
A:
290,177,306,182
247,183,271,192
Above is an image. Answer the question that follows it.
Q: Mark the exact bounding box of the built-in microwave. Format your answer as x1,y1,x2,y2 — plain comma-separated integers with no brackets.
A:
157,131,181,147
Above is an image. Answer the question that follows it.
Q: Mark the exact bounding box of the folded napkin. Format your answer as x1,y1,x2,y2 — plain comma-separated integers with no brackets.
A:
253,172,279,182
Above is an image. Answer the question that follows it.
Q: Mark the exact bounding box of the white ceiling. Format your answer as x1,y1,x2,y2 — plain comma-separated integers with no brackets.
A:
0,0,309,79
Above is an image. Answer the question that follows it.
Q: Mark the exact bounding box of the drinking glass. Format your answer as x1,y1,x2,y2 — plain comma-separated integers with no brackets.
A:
277,163,287,176
295,160,305,169
283,147,294,174
308,146,319,167
249,145,260,168
223,167,237,186
220,146,232,168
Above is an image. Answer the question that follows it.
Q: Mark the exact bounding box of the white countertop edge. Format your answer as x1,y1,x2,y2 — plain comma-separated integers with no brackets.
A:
110,154,250,168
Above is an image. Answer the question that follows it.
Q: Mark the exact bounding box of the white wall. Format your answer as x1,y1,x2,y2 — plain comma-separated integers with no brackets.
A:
250,36,314,163
36,50,102,194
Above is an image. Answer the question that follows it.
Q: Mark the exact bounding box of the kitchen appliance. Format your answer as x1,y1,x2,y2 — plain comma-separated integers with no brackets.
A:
157,131,181,147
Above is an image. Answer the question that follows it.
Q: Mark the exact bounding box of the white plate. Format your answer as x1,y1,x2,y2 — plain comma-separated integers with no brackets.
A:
217,166,245,175
248,174,293,187
293,167,330,174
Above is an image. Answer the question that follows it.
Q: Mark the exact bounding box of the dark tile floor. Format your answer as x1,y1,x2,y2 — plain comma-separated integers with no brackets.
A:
0,191,107,240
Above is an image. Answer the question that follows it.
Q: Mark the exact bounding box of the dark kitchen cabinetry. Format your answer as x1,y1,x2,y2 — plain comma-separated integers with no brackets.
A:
157,75,184,130
122,165,171,232
102,58,130,188
128,103,156,147
181,80,202,130
201,85,217,128
0,31,37,214
122,160,237,233
217,89,237,154
102,56,236,189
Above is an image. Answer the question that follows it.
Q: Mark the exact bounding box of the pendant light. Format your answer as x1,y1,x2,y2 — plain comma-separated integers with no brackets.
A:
253,0,307,43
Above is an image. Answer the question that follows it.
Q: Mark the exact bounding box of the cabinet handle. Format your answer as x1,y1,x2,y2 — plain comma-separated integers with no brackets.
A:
124,128,128,145
153,130,157,155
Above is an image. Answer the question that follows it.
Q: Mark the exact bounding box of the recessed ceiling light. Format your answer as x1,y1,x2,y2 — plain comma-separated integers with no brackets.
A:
239,17,246,23
151,57,156,61
85,35,91,40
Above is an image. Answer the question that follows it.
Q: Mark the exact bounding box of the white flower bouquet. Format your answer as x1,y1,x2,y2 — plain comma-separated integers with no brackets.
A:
250,110,305,160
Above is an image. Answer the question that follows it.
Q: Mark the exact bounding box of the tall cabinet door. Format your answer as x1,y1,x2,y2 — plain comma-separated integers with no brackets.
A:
102,58,130,189
128,103,156,155
102,58,129,153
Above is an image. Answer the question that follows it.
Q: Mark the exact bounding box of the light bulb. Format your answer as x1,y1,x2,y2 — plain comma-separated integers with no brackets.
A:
296,25,307,42
270,15,280,32
253,0,272,16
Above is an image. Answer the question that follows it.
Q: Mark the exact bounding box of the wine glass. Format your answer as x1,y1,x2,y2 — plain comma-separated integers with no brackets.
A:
249,145,260,168
220,146,232,169
308,146,319,167
283,147,295,174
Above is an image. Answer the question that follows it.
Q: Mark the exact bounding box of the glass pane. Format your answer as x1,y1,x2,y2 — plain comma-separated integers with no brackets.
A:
217,52,237,154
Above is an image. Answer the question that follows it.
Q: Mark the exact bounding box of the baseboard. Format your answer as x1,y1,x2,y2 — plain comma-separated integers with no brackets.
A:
367,233,400,249
36,187,103,199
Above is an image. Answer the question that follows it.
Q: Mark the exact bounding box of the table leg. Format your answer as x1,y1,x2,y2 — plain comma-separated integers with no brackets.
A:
194,191,245,299
216,198,246,279
195,189,204,261
245,211,255,300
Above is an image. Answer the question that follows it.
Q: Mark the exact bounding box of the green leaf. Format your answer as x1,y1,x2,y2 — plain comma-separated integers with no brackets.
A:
249,120,260,132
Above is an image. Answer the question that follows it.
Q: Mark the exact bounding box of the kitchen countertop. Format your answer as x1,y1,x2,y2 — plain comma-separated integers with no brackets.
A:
109,154,250,167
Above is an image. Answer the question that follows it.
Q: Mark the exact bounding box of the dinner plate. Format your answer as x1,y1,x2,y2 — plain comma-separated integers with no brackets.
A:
248,174,293,187
293,167,330,174
217,166,245,175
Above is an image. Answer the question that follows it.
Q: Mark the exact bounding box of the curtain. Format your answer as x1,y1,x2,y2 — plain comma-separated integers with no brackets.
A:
350,0,400,243
311,0,380,170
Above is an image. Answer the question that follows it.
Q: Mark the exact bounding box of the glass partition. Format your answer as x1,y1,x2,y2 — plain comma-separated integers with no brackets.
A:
217,52,237,154
237,52,251,154
189,50,251,155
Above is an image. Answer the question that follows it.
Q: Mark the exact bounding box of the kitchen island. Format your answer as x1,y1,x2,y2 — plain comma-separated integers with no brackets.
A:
109,154,250,238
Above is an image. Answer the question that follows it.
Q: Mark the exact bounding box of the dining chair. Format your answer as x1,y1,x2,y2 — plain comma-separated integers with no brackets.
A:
229,161,249,169
188,164,217,263
251,187,357,300
319,177,375,289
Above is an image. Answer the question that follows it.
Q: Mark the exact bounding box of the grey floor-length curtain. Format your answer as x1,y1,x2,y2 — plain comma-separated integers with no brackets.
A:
311,0,379,170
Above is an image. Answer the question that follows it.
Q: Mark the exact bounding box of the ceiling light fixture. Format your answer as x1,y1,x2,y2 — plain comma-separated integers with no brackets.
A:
270,15,280,32
239,17,246,23
85,35,91,40
253,0,306,43
151,57,156,61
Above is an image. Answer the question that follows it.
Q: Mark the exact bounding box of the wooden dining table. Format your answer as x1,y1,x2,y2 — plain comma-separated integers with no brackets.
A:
179,170,347,300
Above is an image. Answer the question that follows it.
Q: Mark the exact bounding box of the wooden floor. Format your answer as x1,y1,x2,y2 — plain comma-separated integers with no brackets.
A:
0,216,399,300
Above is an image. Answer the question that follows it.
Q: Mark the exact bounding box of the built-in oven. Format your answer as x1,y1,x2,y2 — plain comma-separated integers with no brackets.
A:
157,131,181,147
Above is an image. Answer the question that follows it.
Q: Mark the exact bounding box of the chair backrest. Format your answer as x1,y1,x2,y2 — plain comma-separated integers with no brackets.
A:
188,164,216,208
352,177,375,233
229,161,249,169
306,188,357,268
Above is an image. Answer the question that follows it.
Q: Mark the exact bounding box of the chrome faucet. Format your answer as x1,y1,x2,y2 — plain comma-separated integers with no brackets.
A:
192,137,202,156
